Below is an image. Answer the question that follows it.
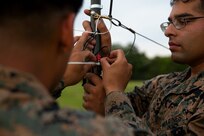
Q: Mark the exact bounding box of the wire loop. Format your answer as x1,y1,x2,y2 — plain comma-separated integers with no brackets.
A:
76,7,168,57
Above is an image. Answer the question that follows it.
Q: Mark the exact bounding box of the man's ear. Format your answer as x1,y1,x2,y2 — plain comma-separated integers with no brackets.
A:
60,13,75,54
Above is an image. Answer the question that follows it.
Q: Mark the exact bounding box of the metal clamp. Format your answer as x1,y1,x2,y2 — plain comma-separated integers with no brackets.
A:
90,4,103,9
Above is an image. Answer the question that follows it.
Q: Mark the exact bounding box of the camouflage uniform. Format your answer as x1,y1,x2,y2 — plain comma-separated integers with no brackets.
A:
0,65,141,136
106,68,204,135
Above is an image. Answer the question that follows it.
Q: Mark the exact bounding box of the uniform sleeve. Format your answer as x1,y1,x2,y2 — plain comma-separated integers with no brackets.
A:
105,91,153,135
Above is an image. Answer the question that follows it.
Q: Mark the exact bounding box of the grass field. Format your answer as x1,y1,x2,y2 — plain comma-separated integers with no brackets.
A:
56,80,143,110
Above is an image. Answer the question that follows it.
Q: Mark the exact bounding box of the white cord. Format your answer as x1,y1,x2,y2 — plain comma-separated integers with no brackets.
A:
67,61,100,65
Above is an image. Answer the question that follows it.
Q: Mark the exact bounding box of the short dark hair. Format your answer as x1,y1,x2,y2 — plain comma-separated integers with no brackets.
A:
170,0,204,12
0,0,83,47
0,0,83,18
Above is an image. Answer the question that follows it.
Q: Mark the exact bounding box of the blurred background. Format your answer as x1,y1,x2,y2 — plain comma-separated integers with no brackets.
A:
57,0,187,110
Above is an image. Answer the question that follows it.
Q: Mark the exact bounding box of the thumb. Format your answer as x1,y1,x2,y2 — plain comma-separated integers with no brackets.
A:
100,57,110,71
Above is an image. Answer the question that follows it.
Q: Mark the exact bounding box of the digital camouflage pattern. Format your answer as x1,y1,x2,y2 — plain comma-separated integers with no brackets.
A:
106,67,204,135
0,65,138,136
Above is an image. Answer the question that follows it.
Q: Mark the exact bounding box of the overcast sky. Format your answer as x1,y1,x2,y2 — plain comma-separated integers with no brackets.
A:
74,0,172,58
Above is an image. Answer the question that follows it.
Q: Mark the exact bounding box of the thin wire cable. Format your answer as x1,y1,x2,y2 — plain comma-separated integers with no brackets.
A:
83,33,96,50
109,0,113,18
88,14,168,50
134,32,168,50
75,12,168,55
110,17,169,50
125,32,136,56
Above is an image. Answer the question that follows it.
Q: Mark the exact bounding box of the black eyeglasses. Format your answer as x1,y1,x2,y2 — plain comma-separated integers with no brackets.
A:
160,16,204,32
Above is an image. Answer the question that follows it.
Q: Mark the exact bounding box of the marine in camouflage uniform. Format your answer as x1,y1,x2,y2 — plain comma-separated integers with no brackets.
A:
105,68,204,135
0,66,139,136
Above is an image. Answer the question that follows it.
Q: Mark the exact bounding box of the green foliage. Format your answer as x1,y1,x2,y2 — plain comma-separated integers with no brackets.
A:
57,81,143,109
57,83,84,110
112,43,187,80
144,57,187,78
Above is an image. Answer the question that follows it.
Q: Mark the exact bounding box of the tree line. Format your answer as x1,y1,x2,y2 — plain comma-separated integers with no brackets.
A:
112,44,187,80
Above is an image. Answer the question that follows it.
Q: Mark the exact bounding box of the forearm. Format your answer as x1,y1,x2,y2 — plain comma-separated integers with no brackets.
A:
126,86,151,117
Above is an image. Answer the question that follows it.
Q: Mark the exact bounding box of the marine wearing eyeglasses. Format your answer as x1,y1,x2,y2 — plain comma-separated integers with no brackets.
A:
82,0,204,135
160,16,204,32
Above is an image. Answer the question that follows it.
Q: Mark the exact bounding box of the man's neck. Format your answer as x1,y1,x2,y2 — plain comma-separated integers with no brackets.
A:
0,50,52,90
190,62,204,77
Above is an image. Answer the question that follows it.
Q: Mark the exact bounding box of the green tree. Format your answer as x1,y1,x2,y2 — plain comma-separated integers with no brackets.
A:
145,57,187,78
112,43,187,80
